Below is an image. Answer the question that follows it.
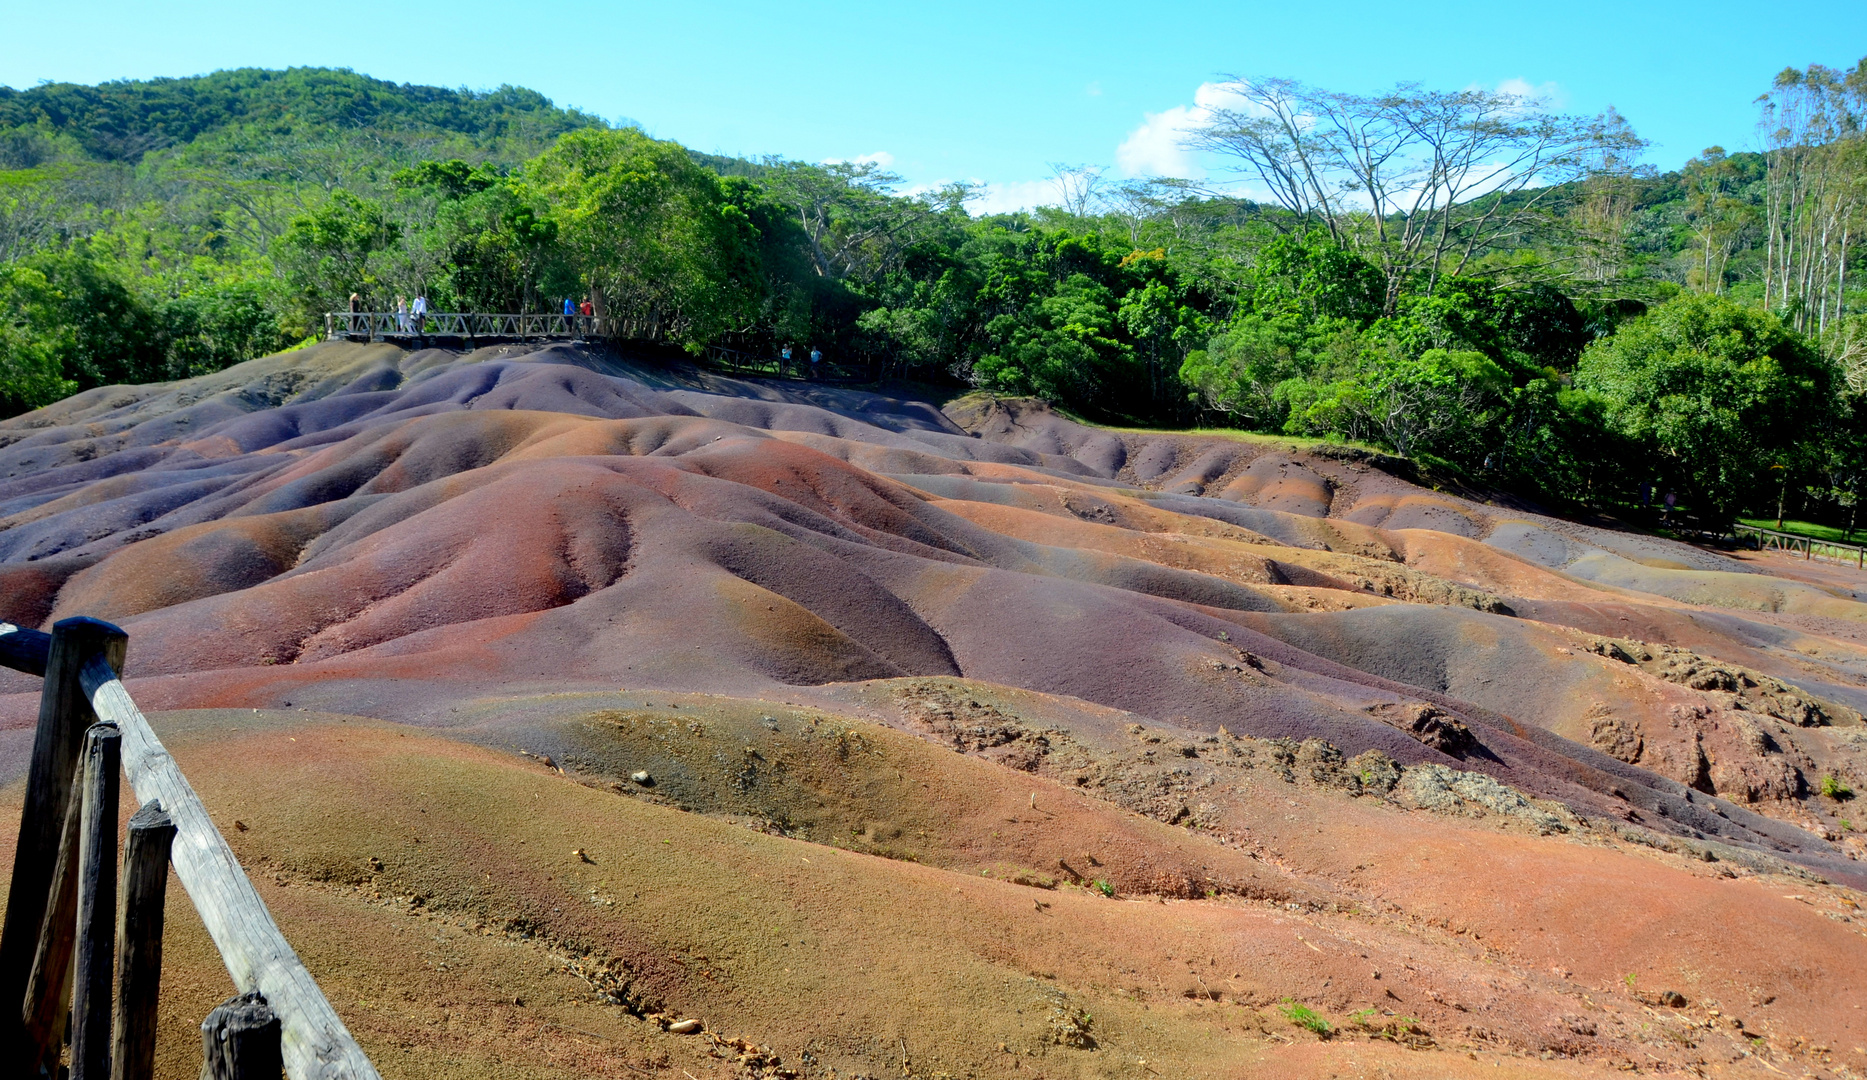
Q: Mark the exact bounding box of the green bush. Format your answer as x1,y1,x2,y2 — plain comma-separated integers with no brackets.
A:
1575,293,1837,521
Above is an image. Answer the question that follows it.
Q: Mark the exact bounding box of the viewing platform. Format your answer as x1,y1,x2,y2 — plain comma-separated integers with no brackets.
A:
324,311,603,344
325,311,873,383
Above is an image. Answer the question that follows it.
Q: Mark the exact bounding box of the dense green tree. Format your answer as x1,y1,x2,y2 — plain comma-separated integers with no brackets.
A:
524,128,760,345
0,250,166,409
275,190,401,318
1575,293,1838,519
1180,312,1360,429
0,262,77,412
156,278,295,378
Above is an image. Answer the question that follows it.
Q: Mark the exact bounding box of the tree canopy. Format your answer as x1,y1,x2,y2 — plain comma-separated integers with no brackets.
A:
3,63,1867,531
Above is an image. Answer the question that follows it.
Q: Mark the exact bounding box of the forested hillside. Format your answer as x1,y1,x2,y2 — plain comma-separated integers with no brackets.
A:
2,63,1865,529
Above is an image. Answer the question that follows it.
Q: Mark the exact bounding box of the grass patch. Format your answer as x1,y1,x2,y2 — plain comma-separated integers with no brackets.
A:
1740,518,1862,545
1096,422,1390,457
1280,1000,1333,1038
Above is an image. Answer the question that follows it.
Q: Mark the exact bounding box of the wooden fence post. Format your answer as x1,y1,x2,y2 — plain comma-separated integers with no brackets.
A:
71,723,122,1080
22,756,86,1067
0,617,125,1056
201,993,282,1080
112,801,175,1080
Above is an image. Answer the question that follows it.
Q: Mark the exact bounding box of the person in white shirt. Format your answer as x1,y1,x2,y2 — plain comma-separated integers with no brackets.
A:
411,295,428,333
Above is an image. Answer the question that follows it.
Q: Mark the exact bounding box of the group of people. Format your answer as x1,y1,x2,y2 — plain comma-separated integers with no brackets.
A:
345,293,609,336
345,292,432,334
779,343,823,377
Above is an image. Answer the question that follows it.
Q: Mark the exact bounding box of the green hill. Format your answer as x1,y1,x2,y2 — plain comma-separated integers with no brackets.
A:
0,67,605,167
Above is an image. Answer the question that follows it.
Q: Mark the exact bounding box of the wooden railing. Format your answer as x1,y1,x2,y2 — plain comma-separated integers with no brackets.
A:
325,310,609,341
0,618,378,1080
1734,522,1867,568
325,312,875,384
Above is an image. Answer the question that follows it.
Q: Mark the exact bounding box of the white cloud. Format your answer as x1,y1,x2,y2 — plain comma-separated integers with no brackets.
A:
1116,103,1203,179
1114,81,1264,179
965,179,1060,215
1484,78,1567,111
894,177,1058,215
820,150,896,169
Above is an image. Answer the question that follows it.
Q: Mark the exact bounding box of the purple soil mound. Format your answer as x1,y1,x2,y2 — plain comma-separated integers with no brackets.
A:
5,342,1867,884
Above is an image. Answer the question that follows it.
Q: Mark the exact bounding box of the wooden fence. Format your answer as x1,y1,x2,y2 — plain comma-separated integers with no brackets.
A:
1733,523,1867,568
0,618,378,1080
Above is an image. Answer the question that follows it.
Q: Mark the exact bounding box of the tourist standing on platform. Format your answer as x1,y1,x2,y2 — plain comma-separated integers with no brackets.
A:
411,294,427,334
809,346,821,379
395,296,409,333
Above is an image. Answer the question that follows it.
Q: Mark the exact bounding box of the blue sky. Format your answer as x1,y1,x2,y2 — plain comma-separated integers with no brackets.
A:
4,0,1865,211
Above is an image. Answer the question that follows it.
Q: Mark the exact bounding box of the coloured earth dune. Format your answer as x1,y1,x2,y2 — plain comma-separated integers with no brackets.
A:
4,341,1867,1078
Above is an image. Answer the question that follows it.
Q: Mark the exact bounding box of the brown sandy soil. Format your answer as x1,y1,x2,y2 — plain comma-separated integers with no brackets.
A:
5,346,1867,1076
5,707,1860,1079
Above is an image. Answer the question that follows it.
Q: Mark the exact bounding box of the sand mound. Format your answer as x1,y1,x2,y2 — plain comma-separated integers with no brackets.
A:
5,347,1867,1077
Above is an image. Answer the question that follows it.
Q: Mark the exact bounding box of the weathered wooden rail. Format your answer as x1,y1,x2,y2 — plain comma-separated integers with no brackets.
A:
0,618,379,1080
1734,522,1867,568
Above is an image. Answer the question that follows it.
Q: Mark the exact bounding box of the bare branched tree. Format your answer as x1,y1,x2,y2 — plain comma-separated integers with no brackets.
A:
1100,178,1198,246
760,159,964,284
1047,163,1104,218
1186,77,1645,310
1757,63,1867,335
0,185,65,263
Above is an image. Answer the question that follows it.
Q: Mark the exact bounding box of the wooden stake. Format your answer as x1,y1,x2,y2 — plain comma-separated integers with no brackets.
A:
200,993,282,1080
0,618,125,1054
112,801,175,1080
72,723,122,1080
